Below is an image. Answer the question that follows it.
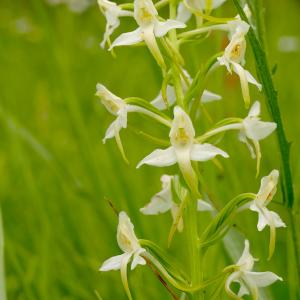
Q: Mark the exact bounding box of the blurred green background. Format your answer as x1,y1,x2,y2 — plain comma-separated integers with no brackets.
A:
0,0,299,299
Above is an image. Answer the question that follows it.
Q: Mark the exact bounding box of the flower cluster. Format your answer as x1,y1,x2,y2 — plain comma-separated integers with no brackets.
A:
96,1,286,299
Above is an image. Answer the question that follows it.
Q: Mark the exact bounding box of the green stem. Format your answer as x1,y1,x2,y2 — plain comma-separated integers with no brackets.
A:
0,206,6,300
186,194,202,300
169,0,185,108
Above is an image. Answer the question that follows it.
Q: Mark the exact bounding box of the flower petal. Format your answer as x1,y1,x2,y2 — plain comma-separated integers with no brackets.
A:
176,2,191,23
245,271,283,287
100,253,127,271
250,203,269,231
201,90,222,103
248,101,261,117
238,131,256,159
244,69,262,90
190,143,229,161
117,211,140,253
140,187,173,215
237,282,250,297
100,19,120,49
232,62,251,108
269,211,286,228
103,119,120,143
110,28,142,49
151,85,176,110
244,119,277,141
131,249,146,270
197,199,214,211
154,19,186,37
137,146,177,168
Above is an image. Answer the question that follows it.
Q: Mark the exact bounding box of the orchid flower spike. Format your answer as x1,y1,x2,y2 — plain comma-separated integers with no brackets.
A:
239,101,277,175
177,0,227,24
96,83,171,162
217,21,262,108
151,70,221,110
109,0,186,68
137,106,229,193
100,211,146,300
225,240,282,299
249,170,286,259
140,175,184,231
98,0,132,49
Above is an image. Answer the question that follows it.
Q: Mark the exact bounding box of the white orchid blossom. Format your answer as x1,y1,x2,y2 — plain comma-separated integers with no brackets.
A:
249,170,286,258
100,211,146,299
199,101,276,174
140,175,184,231
137,106,229,192
217,21,262,107
98,0,133,48
225,240,282,299
96,83,171,161
238,101,277,174
177,0,227,23
151,70,221,110
140,175,213,231
109,0,186,67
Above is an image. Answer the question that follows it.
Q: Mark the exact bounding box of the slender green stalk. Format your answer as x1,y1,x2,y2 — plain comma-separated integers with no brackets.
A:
186,195,202,300
0,206,6,300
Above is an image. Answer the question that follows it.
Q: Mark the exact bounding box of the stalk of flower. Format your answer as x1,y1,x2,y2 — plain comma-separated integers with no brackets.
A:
98,0,133,49
137,106,229,195
197,101,277,175
96,83,171,162
100,211,147,300
109,0,186,69
247,170,286,259
225,240,282,300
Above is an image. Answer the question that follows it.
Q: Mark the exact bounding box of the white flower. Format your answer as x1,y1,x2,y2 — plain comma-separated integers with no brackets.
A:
249,170,286,258
100,211,146,299
151,70,221,110
225,240,282,299
140,175,213,231
140,175,184,231
96,83,171,160
98,0,133,48
238,101,277,173
177,0,227,23
110,0,186,67
96,83,130,145
137,106,228,192
217,21,262,107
